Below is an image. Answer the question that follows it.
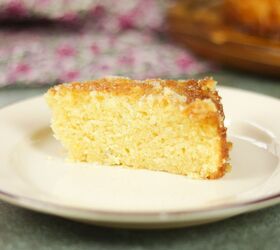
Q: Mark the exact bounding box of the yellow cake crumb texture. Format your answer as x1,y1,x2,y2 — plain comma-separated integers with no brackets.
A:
46,76,230,179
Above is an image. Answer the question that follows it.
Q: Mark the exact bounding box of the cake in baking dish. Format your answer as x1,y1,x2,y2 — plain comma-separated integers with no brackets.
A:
45,76,231,179
224,0,280,36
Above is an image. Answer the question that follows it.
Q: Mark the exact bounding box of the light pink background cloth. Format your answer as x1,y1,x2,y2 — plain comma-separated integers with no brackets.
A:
0,0,210,86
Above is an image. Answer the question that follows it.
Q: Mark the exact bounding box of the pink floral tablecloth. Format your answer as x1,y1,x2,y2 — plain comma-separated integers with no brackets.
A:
0,0,211,87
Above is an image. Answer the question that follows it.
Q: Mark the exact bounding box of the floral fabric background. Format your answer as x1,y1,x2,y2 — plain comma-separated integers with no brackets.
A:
0,0,210,87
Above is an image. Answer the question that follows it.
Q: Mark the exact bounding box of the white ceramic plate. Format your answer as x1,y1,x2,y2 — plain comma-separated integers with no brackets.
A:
0,87,279,229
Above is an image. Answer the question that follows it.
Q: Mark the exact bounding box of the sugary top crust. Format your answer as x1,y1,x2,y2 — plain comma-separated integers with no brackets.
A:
48,76,218,104
48,76,225,124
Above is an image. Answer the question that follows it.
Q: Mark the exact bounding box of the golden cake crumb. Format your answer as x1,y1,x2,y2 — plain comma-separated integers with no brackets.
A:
45,76,230,179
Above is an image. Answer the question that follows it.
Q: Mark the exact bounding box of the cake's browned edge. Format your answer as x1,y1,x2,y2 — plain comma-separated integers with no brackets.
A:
47,77,231,179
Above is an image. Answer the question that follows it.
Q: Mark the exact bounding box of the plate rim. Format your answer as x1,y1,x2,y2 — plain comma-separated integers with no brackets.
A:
1,184,280,220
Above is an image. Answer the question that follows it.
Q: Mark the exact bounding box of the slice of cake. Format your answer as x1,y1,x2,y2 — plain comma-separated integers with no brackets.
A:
45,76,230,179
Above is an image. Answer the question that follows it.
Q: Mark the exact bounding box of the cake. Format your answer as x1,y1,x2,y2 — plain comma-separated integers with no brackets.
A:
45,76,231,179
224,0,280,36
